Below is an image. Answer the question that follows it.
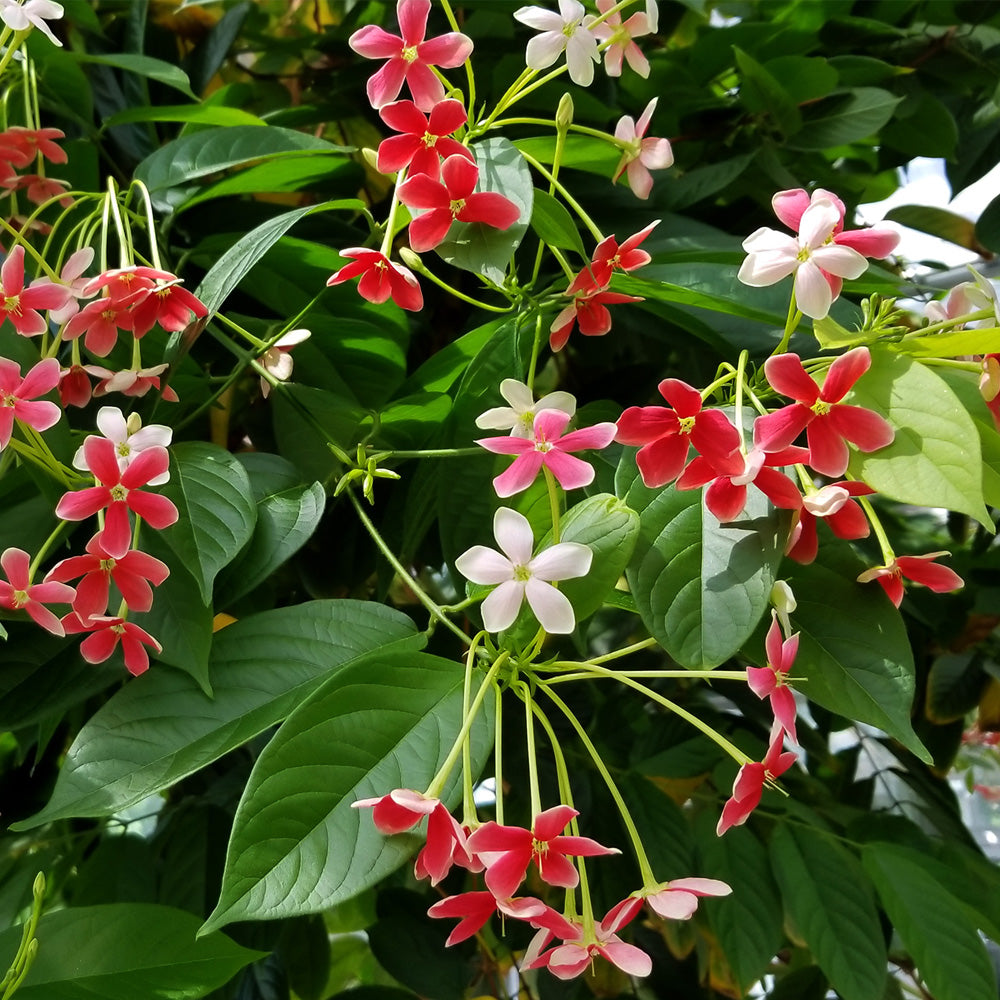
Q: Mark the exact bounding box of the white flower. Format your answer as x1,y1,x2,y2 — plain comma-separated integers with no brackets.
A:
514,1,600,88
0,0,64,46
259,328,310,398
475,378,577,437
73,406,172,484
737,198,868,320
455,507,591,634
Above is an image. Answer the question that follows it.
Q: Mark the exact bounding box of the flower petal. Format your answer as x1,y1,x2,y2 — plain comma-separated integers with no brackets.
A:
481,579,526,632
524,577,576,633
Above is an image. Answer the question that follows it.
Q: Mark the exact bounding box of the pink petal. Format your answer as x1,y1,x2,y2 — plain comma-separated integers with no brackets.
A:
534,848,579,888
14,399,60,434
668,877,732,897
25,601,66,636
754,403,812,452
646,890,699,920
542,450,595,491
17,357,60,397
827,404,894,453
417,32,474,69
493,451,544,496
349,24,403,59
771,686,798,743
80,627,120,664
771,189,811,230
366,58,408,109
55,486,110,522
403,60,447,111
126,491,179,530
398,171,449,211
811,243,868,280
635,435,689,488
805,418,850,478
626,159,654,200
459,192,521,230
407,208,454,252
380,99,427,135
397,0,430,46
835,226,899,259
600,940,652,977
753,467,803,509
0,547,29,587
483,845,532,899
762,355,819,403
427,99,468,136
896,555,964,593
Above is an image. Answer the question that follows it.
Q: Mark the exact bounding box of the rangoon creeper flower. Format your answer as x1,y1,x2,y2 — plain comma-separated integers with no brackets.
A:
352,788,439,834
349,0,473,111
476,408,617,497
397,154,521,253
514,1,600,88
586,220,659,287
548,277,643,352
29,246,94,325
4,173,72,208
326,248,423,312
592,0,656,78
456,507,591,634
0,126,67,166
62,612,161,676
0,0,64,46
747,611,799,744
754,347,894,477
857,552,964,608
259,328,310,398
72,406,172,483
0,547,75,636
92,363,179,401
786,480,873,565
613,98,673,200
376,99,473,180
738,197,869,319
717,725,797,836
429,893,566,948
0,244,67,336
604,877,732,925
0,356,61,448
475,378,576,438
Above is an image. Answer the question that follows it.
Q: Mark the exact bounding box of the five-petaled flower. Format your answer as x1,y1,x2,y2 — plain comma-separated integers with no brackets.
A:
327,248,423,312
62,612,162,676
429,893,561,948
376,99,473,180
352,787,439,834
514,0,600,88
717,726,797,835
0,244,67,336
397,154,521,253
613,98,673,200
592,0,656,78
0,547,75,636
0,0,65,47
477,408,617,497
474,379,576,438
604,876,732,925
747,612,799,744
586,220,659,287
754,347,894,477
456,507,591,634
786,480,873,564
0,356,61,449
857,551,964,607
259,328,310,398
548,276,642,352
73,406,172,483
349,0,473,111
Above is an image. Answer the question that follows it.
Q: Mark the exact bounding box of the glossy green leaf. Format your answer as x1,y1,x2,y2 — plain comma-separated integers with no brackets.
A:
770,824,886,1000
903,327,1000,357
158,442,257,605
788,87,902,148
0,903,261,999
202,652,493,932
513,135,619,177
103,103,266,128
135,125,350,211
881,94,958,159
885,204,983,252
847,350,989,527
436,137,533,285
863,843,998,1000
14,602,422,827
735,47,802,136
926,652,986,724
72,52,197,99
789,545,929,761
764,55,839,103
617,452,786,668
216,453,325,605
530,187,586,256
977,192,1000,254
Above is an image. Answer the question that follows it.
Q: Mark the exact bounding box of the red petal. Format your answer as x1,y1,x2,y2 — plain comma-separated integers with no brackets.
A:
821,346,871,403
379,99,427,135
440,153,480,200
754,404,811,452
705,478,747,522
827,404,893,452
896,555,964,593
764,353,819,404
657,378,702,416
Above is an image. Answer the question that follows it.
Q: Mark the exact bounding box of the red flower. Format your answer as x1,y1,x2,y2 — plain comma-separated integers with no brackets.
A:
0,127,68,167
397,154,520,252
351,787,438,834
465,805,619,899
0,244,67,336
58,364,98,408
747,613,798,744
856,551,964,607
349,0,473,111
129,279,208,337
413,806,476,886
83,265,174,304
717,727,797,835
587,220,659,287
0,356,61,448
376,99,473,179
786,480,873,564
548,278,643,352
63,291,141,356
616,378,741,488
755,347,893,477
0,547,75,636
326,248,423,312
54,437,178,559
63,613,162,676
428,893,561,947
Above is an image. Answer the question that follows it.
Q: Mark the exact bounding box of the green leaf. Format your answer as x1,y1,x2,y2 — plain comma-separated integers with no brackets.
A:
202,652,494,932
813,313,878,349
530,187,586,256
788,87,902,148
513,135,620,178
764,55,839,103
13,602,422,827
925,652,986,724
789,544,930,762
436,136,533,284
158,442,257,605
72,52,198,99
881,94,958,159
135,125,350,212
846,350,990,527
617,452,787,669
215,453,325,605
103,103,266,128
903,327,1000,357
0,903,261,999
734,47,802,136
885,204,986,253
863,843,998,1000
770,824,886,1000
977,192,1000,254
194,200,365,319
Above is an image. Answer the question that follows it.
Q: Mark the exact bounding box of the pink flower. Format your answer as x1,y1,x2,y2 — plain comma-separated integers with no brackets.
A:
63,613,162,676
592,0,655,78
3,173,73,208
91,364,179,401
613,98,673,200
62,291,141,356
604,877,732,924
474,378,576,438
747,612,799,744
0,244,67,335
129,279,207,337
326,248,423,312
376,99,473,180
58,363,98,408
0,356,61,448
514,1,600,88
0,126,67,166
717,727,797,835
73,406,172,482
476,408,617,497
455,507,592,634
259,328,310,398
786,480,873,564
54,437,178,560
754,347,894,477
738,198,869,319
397,154,520,253
615,378,741,488
82,264,174,304
548,278,643,352
0,547,75,636
467,805,619,899
352,787,439,834
856,551,964,607
46,534,169,622
349,0,473,111
429,893,568,948
586,220,659,287
29,246,94,325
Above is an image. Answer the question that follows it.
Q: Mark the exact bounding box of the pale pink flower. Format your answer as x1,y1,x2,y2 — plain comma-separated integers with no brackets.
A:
92,364,179,401
474,378,576,438
259,328,310,398
0,547,75,635
592,0,655,77
72,406,172,483
349,0,473,111
613,98,673,200
514,1,600,87
29,246,94,325
456,507,591,634
0,356,61,448
604,877,731,925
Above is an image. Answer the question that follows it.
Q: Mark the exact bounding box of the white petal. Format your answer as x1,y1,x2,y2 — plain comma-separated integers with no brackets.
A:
499,378,534,411
645,0,659,33
456,545,513,585
794,261,833,320
62,247,93,281
524,578,576,633
128,424,172,451
797,199,840,249
811,244,867,280
514,6,565,31
525,31,567,70
737,248,797,287
96,405,127,443
475,406,518,431
558,0,585,22
742,226,795,254
639,137,673,169
493,507,534,565
481,579,526,632
528,541,592,582
275,327,310,348
534,390,576,418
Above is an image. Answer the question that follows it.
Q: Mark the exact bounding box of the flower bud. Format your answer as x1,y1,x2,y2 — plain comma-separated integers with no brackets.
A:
398,246,423,271
361,147,379,170
556,93,574,132
770,580,796,636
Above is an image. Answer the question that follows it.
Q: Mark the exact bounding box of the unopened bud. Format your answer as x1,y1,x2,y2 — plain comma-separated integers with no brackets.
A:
360,147,379,170
398,247,423,271
556,93,574,132
770,580,796,636
125,412,142,435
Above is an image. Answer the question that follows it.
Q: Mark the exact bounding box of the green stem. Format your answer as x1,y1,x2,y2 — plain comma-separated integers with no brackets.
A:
857,494,895,565
772,290,801,356
461,633,485,824
493,677,504,825
0,217,59,280
541,668,750,683
526,312,544,392
384,447,483,459
128,180,163,270
439,0,475,118
398,249,512,312
105,177,131,268
904,307,992,338
27,519,71,579
378,169,407,257
518,150,603,243
0,29,28,79
542,466,561,544
734,349,748,450
520,680,542,820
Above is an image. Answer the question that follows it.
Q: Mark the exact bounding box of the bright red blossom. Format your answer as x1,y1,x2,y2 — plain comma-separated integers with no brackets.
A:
0,244,66,336
0,547,75,636
857,551,964,607
376,99,473,179
717,727,797,835
786,480,873,564
548,278,643,352
327,248,423,312
0,356,61,448
587,220,659,287
63,612,162,676
747,613,799,744
0,127,68,167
